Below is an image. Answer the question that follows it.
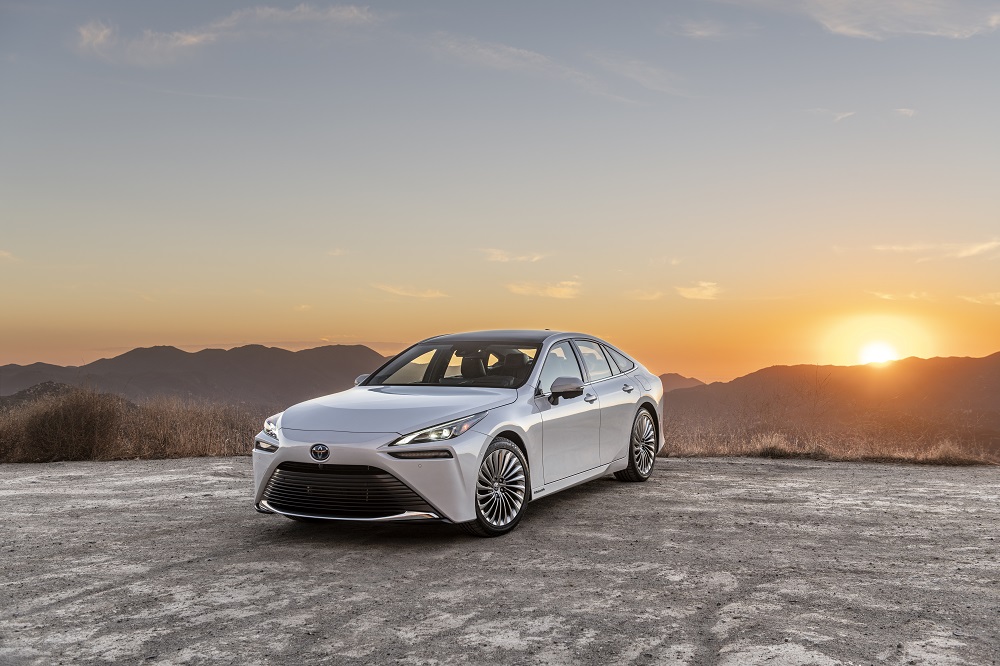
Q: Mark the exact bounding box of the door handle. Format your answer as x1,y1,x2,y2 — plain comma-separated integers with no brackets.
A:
584,393,597,404
622,384,634,393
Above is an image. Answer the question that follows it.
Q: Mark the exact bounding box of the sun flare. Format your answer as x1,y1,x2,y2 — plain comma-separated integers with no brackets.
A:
859,341,900,365
820,314,934,367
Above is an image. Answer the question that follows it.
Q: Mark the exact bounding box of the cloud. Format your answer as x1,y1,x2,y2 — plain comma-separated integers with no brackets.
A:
507,281,581,299
721,0,1000,39
895,108,917,117
872,243,935,253
433,34,633,103
675,281,721,300
960,293,1000,305
481,248,545,263
949,239,1000,258
624,289,663,301
0,250,16,262
663,18,750,39
77,4,382,65
77,21,117,57
373,284,448,299
809,108,856,122
868,290,930,301
873,239,1000,260
211,4,378,30
592,54,688,96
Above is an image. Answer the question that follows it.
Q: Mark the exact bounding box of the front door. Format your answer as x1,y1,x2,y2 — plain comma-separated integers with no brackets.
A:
536,341,601,483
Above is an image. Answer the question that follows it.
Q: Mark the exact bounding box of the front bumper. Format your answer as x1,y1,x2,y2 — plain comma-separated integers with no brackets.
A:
256,500,440,522
252,427,491,524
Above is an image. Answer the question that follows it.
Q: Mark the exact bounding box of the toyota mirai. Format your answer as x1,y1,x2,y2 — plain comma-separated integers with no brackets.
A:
253,330,664,536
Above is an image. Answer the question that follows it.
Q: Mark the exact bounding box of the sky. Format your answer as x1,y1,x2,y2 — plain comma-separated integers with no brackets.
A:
1,1,998,381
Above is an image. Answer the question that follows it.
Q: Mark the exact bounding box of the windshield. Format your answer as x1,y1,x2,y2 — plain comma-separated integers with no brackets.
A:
366,342,540,388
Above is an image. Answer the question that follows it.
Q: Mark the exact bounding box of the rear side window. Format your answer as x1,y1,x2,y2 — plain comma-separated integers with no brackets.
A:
574,340,613,381
604,345,635,373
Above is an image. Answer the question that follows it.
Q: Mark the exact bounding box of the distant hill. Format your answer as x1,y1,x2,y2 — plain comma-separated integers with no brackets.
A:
659,373,705,393
664,352,1000,446
0,381,76,409
0,345,386,408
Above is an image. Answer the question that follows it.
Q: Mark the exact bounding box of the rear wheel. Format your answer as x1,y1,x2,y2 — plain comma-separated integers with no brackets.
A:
615,409,657,482
458,438,529,537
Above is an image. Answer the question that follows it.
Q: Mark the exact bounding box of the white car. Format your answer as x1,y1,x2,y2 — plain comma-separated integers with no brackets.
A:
253,330,664,536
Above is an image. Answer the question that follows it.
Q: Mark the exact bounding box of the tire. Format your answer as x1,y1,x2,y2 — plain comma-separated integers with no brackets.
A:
457,437,529,537
615,409,658,482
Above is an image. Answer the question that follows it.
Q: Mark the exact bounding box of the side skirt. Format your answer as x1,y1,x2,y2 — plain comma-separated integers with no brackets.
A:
529,457,629,501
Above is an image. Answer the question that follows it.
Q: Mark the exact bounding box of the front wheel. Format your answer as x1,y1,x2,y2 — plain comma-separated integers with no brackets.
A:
615,409,657,482
458,438,529,537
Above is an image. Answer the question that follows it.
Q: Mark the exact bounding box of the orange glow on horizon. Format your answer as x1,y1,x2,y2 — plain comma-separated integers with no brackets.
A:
858,341,900,365
819,313,935,368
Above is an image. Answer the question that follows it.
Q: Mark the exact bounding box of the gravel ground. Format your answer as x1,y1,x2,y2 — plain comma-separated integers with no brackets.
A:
1,456,998,665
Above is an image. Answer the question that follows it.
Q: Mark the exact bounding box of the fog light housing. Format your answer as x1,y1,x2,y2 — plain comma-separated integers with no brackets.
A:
387,449,453,459
255,439,278,453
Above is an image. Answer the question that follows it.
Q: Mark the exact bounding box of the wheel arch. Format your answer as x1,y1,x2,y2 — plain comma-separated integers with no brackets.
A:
493,429,532,500
636,398,659,427
635,398,662,450
636,396,669,456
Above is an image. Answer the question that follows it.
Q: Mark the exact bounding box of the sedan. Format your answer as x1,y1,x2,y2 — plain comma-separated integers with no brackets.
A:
253,330,664,536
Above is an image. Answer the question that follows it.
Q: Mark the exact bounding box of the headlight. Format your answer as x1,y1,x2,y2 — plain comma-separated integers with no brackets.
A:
263,415,279,439
390,412,488,447
256,414,281,452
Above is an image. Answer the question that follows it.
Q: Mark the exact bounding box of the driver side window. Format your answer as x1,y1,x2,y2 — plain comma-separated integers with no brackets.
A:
538,341,584,393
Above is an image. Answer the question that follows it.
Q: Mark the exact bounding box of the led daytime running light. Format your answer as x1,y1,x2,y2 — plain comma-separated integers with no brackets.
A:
391,412,488,447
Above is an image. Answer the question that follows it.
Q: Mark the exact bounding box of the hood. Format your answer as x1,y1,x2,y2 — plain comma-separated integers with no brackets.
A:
279,385,517,434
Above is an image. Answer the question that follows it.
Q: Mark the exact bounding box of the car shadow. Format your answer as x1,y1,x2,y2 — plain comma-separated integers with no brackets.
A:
254,471,659,547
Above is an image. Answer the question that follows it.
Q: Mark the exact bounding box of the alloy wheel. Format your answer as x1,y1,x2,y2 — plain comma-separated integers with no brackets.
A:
475,448,527,528
632,411,657,476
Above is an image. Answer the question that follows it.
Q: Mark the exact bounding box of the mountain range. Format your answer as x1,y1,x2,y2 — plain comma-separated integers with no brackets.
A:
3,346,998,445
0,345,386,408
658,373,706,393
663,352,1000,444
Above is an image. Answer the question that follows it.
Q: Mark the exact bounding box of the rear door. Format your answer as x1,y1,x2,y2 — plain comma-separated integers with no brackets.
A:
535,341,601,483
573,339,638,464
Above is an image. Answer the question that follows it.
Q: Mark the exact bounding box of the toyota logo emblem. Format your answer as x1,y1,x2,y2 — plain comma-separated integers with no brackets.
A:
310,444,330,462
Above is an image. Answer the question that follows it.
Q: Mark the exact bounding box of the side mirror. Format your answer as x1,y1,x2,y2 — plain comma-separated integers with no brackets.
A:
548,376,584,404
354,374,369,386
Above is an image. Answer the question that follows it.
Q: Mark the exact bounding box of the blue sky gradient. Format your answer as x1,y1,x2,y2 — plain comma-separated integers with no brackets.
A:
2,1,998,379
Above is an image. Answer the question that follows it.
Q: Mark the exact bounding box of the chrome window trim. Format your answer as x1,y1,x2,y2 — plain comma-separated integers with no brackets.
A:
572,338,624,385
601,342,636,374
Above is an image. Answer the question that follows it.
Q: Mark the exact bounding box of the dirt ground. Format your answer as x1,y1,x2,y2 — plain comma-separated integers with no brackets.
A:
1,456,997,665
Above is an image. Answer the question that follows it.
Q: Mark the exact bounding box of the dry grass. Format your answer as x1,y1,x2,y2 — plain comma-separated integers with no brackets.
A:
661,370,1000,466
0,389,263,464
663,417,1000,466
1,388,996,466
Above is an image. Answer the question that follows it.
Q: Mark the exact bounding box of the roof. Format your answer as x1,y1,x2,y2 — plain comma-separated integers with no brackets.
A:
422,329,565,345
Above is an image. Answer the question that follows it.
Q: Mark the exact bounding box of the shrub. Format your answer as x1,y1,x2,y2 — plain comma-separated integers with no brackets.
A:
0,389,263,464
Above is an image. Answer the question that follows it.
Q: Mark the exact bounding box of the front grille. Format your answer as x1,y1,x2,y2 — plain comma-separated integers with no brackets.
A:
262,461,435,519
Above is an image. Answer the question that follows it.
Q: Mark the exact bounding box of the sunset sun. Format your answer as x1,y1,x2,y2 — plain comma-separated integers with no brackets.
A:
821,314,935,368
859,341,900,365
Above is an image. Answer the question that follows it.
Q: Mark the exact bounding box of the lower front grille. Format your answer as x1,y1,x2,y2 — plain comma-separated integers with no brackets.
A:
262,461,435,519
